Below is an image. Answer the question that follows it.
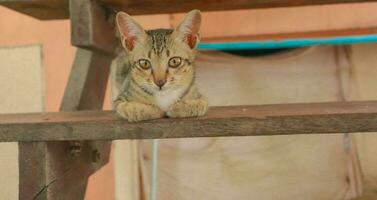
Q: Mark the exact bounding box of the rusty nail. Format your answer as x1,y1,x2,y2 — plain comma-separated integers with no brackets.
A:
69,143,82,157
92,149,101,163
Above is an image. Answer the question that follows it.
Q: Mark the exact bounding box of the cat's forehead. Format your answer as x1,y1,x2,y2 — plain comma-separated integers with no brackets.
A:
146,29,174,36
145,29,174,56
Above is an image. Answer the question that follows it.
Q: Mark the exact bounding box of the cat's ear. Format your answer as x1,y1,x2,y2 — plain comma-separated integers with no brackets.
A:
175,9,201,49
116,12,146,51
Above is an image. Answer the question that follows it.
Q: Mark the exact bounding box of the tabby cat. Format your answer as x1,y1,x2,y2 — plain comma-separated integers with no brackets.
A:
113,10,208,122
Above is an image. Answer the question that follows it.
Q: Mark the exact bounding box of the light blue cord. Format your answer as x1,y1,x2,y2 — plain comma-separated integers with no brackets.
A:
150,139,159,200
198,34,377,50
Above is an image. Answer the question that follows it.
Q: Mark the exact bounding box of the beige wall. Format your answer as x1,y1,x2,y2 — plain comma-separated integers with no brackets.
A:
0,7,74,112
139,47,358,200
349,44,377,199
0,45,43,199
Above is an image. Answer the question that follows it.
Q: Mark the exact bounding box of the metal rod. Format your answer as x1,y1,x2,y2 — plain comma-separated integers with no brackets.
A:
150,139,159,200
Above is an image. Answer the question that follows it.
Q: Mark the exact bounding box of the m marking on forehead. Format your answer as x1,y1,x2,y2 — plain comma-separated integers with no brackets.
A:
147,29,173,55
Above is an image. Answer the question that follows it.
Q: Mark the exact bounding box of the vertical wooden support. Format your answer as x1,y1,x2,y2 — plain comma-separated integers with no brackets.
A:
19,142,48,199
60,49,112,110
70,0,116,53
18,0,115,199
19,48,113,199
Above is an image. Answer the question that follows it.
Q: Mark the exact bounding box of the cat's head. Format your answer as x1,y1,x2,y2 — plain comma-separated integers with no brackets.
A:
116,10,201,93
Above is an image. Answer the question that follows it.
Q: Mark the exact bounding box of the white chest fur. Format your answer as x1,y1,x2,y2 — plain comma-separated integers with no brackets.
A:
154,88,185,111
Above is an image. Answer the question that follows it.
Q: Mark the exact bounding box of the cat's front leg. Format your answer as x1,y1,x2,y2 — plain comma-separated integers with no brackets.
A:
166,96,209,118
116,101,165,122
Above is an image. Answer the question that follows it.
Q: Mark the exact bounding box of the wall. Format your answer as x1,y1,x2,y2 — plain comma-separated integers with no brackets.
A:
0,45,43,200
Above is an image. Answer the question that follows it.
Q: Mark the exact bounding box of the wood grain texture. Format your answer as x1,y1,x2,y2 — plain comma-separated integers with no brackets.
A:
103,0,377,15
1,0,377,19
60,48,113,110
69,0,116,53
19,142,47,200
2,101,377,142
0,0,68,19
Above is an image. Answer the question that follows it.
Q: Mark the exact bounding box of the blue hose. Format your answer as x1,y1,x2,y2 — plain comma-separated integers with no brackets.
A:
198,34,377,50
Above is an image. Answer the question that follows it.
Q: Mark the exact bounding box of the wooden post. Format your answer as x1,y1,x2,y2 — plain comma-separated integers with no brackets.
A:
18,0,115,199
18,48,113,199
70,0,116,53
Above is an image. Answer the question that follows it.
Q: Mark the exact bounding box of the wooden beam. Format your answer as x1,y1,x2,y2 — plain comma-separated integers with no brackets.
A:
61,48,113,110
19,142,48,200
69,0,116,53
1,0,377,19
103,0,377,15
21,141,103,199
3,101,377,142
0,0,69,19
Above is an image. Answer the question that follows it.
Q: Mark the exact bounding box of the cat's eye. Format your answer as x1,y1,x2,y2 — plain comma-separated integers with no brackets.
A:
138,59,151,69
168,57,182,68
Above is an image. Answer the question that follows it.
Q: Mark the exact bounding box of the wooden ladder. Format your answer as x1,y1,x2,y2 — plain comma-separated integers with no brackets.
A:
1,0,377,199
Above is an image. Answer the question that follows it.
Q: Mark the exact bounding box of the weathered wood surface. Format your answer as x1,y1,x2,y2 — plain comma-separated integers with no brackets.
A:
21,141,102,200
102,0,377,15
69,0,116,53
19,142,48,200
3,101,377,142
1,0,377,19
18,47,113,200
0,0,68,19
61,49,113,110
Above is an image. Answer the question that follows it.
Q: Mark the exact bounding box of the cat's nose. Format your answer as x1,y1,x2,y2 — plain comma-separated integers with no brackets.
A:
154,79,166,89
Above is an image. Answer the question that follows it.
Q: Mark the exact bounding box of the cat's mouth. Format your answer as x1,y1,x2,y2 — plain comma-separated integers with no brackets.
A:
156,87,167,91
151,86,166,92
153,84,169,91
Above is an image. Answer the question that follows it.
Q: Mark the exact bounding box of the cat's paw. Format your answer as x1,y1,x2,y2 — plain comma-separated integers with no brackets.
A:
116,101,165,122
166,102,185,118
166,99,208,118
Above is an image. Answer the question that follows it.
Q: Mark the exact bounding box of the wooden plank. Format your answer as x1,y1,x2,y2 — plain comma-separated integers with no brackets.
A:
1,0,377,19
2,101,377,142
4,1,377,45
18,47,113,199
69,0,116,53
103,0,377,15
0,0,68,19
